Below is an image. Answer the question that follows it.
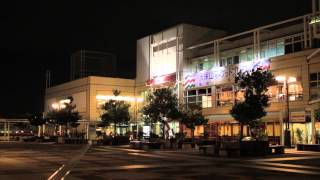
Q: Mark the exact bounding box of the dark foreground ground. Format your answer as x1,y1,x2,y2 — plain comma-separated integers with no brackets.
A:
1,142,320,180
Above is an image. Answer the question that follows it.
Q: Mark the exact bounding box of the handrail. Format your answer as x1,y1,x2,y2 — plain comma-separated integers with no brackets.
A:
186,11,320,50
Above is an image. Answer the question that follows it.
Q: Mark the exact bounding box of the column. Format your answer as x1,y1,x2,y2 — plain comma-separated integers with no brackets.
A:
311,109,316,144
7,122,10,141
279,111,284,145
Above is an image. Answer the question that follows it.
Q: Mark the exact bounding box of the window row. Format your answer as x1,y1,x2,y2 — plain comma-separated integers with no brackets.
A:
189,33,305,73
184,82,303,108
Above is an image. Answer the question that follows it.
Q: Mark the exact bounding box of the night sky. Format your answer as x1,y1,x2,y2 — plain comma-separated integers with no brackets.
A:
0,0,311,115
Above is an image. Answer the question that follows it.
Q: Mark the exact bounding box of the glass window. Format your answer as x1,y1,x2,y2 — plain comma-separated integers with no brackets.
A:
227,57,233,65
268,40,277,58
198,63,203,71
310,73,318,81
216,86,233,107
184,88,212,108
188,90,196,96
240,49,247,62
267,81,303,102
288,82,303,101
310,72,320,100
276,40,285,56
247,48,253,61
233,56,239,64
294,42,302,52
285,44,293,54
284,34,304,54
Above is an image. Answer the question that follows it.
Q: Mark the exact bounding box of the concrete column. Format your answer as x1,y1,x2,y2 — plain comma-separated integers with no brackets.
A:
3,122,7,141
86,122,89,139
311,109,316,144
7,122,10,141
43,124,46,136
279,111,284,145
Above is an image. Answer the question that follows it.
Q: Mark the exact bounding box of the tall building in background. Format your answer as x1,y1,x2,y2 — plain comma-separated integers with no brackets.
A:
70,50,117,80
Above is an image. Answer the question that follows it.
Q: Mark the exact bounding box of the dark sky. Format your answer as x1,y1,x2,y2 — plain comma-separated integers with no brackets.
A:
0,0,312,115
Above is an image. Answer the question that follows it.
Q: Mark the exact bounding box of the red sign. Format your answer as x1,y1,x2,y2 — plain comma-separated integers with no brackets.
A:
147,73,176,86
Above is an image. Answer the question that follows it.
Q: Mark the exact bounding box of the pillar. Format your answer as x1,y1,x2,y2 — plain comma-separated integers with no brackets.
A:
7,122,10,141
311,109,316,144
279,111,284,145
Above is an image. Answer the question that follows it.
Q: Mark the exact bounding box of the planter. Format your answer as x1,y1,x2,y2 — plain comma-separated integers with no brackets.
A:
130,141,142,149
297,144,320,151
112,136,129,145
240,141,269,156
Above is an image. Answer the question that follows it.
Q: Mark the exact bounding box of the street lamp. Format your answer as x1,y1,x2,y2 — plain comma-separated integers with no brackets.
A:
276,76,296,147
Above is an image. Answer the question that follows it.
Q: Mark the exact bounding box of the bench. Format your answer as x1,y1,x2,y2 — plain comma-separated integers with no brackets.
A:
297,144,320,151
268,145,284,154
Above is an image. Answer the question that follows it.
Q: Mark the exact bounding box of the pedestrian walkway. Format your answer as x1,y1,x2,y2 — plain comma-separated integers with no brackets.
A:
65,146,320,179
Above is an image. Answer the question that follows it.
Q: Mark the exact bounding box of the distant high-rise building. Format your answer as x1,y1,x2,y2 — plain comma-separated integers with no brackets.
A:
70,50,117,80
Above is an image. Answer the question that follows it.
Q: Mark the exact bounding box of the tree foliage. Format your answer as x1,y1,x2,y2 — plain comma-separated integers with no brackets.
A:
27,112,47,137
99,90,131,133
46,96,81,131
230,68,276,132
142,88,180,124
28,112,47,127
142,88,181,138
180,104,208,138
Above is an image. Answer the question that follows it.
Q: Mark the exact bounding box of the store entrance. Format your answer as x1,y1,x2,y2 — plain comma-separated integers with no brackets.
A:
289,122,312,145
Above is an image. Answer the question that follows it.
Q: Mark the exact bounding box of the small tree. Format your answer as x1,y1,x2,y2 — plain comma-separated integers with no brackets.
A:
180,104,208,139
100,90,131,135
28,112,47,137
230,68,276,139
46,96,81,135
142,88,181,139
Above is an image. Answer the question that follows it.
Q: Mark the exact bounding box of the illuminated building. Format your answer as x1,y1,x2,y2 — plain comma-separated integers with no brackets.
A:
45,10,320,144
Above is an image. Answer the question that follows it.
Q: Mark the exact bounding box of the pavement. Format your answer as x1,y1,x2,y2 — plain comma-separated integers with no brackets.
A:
1,142,320,180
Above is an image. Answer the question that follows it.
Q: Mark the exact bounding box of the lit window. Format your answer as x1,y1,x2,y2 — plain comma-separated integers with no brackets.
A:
184,88,212,108
216,86,233,107
310,72,320,100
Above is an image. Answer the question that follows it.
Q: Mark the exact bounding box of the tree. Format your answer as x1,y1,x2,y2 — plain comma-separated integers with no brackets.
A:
100,90,131,135
230,68,276,139
46,96,81,135
142,88,181,139
28,112,47,137
180,104,208,139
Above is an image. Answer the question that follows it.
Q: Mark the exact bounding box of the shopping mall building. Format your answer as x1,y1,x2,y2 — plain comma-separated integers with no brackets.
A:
45,11,320,145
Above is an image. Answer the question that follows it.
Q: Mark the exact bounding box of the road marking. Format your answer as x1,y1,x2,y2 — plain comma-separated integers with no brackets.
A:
254,161,320,170
251,156,320,162
47,144,90,180
233,163,320,175
48,164,65,180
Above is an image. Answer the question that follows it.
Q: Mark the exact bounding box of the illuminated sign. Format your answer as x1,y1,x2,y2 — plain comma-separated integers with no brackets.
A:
184,59,270,89
147,73,176,86
143,126,150,137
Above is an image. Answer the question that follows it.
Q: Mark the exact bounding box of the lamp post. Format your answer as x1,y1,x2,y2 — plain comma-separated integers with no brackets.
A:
276,76,296,147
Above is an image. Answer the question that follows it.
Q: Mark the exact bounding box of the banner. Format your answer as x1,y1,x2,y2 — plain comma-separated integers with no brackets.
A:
184,59,270,89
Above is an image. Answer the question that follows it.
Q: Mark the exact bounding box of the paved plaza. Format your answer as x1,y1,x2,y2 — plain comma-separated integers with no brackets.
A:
1,142,320,180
